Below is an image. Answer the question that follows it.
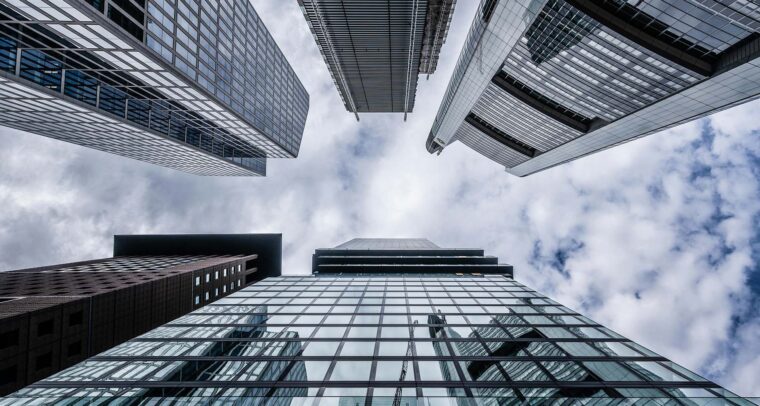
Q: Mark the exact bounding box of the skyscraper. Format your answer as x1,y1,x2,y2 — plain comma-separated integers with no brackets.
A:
0,0,309,176
0,233,282,396
298,0,455,120
427,0,760,176
3,237,751,403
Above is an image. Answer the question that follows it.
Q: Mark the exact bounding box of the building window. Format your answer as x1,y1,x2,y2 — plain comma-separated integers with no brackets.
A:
230,282,234,291
223,268,227,277
195,276,200,286
237,264,241,272
0,330,19,350
194,295,200,305
35,352,53,370
68,311,83,327
215,271,219,280
237,280,241,287
214,288,219,297
66,341,82,357
223,285,227,293
205,292,209,300
205,274,210,283
37,319,54,337
0,365,17,386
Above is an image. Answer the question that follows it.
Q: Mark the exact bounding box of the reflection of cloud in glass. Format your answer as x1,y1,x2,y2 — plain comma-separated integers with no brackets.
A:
346,326,377,338
414,341,436,356
340,341,375,356
325,315,352,324
294,315,324,324
352,315,380,324
380,326,409,338
314,326,347,338
268,314,296,324
378,341,407,356
382,315,407,324
302,341,340,357
330,361,371,381
374,361,413,381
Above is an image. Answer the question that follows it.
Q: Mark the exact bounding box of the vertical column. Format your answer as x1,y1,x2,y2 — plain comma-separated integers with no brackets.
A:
167,110,172,135
14,48,21,76
59,69,66,94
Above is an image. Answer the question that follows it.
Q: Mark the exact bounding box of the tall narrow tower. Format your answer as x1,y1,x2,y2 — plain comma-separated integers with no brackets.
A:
299,0,456,120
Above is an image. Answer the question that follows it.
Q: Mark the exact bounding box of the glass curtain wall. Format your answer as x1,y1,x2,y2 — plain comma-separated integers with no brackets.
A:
4,274,750,404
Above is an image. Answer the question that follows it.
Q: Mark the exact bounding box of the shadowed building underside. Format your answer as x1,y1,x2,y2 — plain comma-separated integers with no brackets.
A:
299,0,455,119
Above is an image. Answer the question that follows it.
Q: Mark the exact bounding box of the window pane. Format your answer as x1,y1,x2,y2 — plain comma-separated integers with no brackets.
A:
374,361,413,381
340,341,375,356
330,361,371,381
583,362,639,381
314,326,347,338
417,361,446,381
303,341,340,357
285,360,330,382
378,342,409,356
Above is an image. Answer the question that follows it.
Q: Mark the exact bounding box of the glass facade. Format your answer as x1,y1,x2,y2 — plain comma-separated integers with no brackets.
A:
143,0,309,155
428,0,760,177
0,0,308,176
3,238,752,404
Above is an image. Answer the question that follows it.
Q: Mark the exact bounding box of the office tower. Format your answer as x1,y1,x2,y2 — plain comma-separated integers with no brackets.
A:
0,1,309,176
427,0,760,176
3,238,751,403
0,234,282,396
299,0,455,119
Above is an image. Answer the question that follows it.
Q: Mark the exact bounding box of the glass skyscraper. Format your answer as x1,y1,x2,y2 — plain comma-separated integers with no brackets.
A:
0,0,309,176
298,0,455,120
2,238,753,404
427,0,760,176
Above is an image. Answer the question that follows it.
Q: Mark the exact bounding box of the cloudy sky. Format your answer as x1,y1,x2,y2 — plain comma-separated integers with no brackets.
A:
0,0,758,397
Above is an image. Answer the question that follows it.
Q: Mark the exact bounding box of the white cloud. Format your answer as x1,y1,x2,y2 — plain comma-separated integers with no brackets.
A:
0,0,758,398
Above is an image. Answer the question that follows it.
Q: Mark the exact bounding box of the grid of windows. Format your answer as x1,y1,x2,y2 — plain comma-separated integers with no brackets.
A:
427,0,522,152
0,255,242,298
451,121,529,168
299,0,454,116
598,0,759,58
512,0,702,123
469,84,582,155
427,0,760,176
0,0,308,176
8,275,748,403
0,75,257,175
144,0,308,154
